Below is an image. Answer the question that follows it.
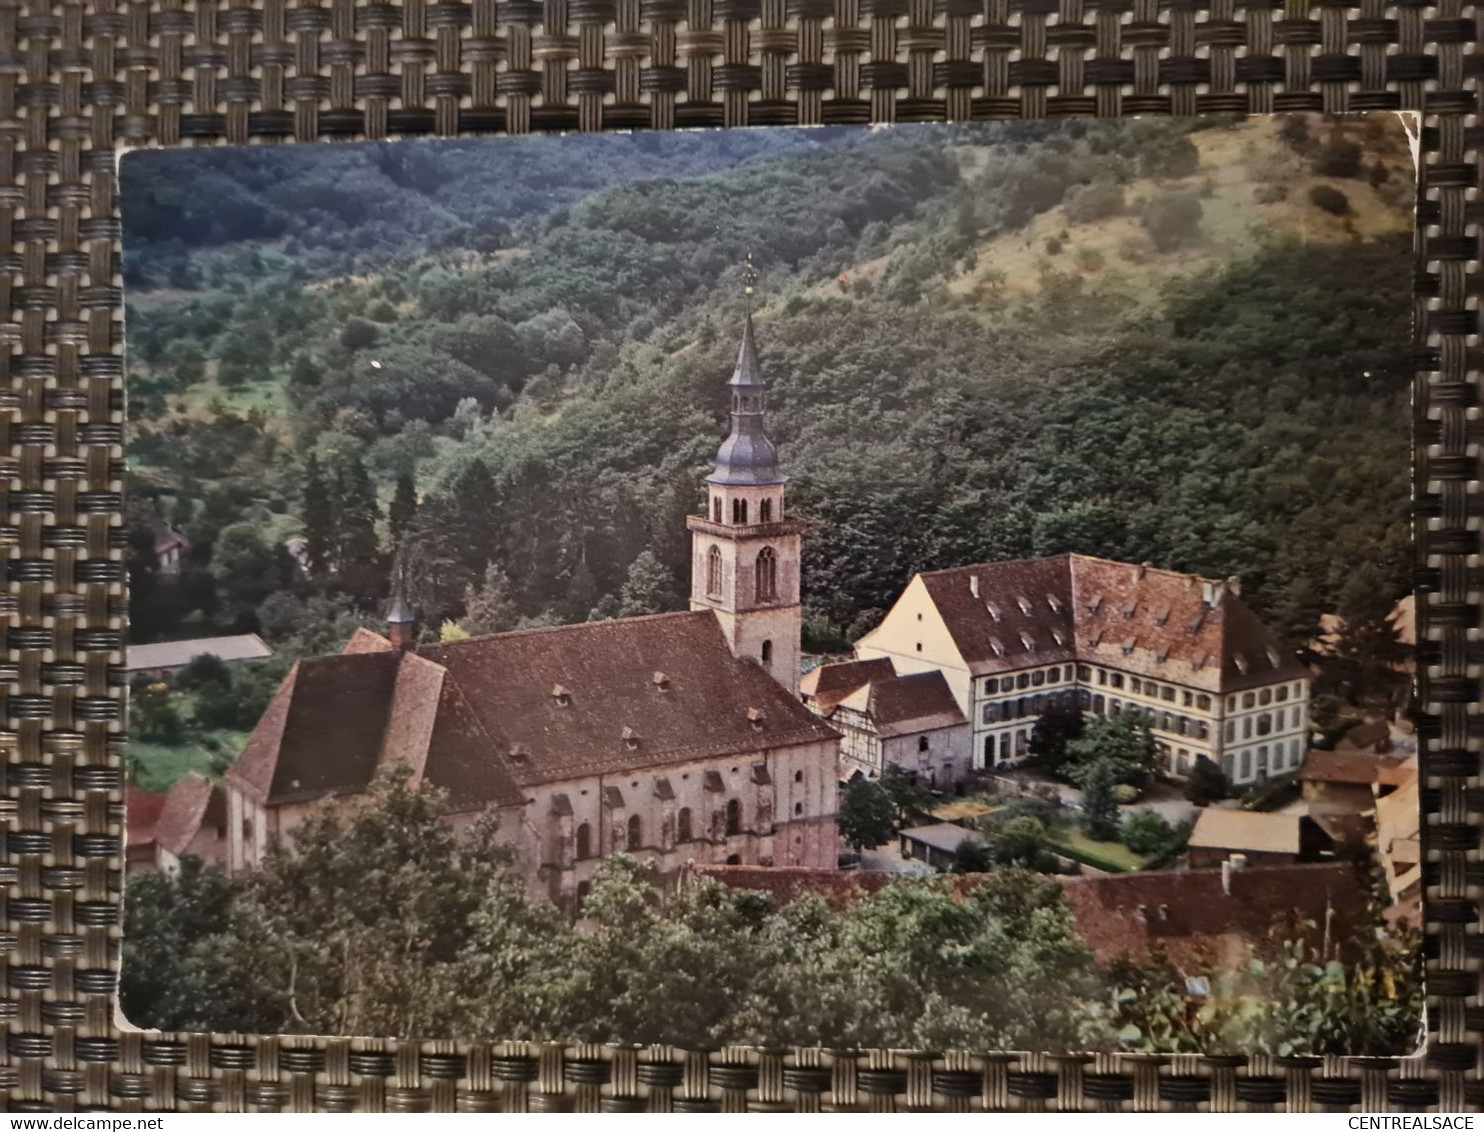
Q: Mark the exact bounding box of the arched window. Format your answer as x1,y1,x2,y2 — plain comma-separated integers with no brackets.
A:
575,823,591,860
760,499,773,522
732,498,748,524
755,546,778,602
917,735,929,753
711,497,722,523
761,639,773,665
706,545,723,596
627,814,642,850
677,808,692,842
726,799,742,836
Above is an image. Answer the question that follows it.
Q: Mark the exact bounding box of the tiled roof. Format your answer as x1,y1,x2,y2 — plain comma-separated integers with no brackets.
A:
806,659,966,735
126,633,272,672
799,658,896,710
1301,748,1406,786
866,671,968,736
918,554,1308,693
125,786,168,849
1188,808,1302,854
418,611,838,786
1334,718,1394,754
1056,861,1372,966
228,610,837,810
153,774,225,857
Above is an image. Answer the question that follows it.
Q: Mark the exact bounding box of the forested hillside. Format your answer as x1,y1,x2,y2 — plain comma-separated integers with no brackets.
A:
123,114,1414,690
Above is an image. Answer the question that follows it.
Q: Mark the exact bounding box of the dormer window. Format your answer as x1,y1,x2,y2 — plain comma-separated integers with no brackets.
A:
1018,632,1034,651
1233,653,1250,675
552,684,571,707
1123,601,1138,619
1265,647,1282,668
747,707,765,732
1122,636,1137,656
653,671,671,691
1016,596,1031,615
985,603,1001,622
1155,609,1171,627
509,745,530,766
622,726,640,750
1088,595,1104,614
1046,594,1062,613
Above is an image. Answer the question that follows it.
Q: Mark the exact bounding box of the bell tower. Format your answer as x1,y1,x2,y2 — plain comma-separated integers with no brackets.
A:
687,261,803,692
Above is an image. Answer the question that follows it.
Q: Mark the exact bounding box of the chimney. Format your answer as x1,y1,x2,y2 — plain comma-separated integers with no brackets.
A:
1221,853,1248,896
1138,561,1152,579
1225,574,1242,597
1200,579,1223,608
969,575,980,599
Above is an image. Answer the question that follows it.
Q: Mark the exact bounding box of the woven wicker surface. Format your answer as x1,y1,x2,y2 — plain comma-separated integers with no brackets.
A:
0,0,1477,1113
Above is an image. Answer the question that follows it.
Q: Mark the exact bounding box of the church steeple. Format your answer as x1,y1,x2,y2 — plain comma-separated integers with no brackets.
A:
687,260,803,693
385,555,416,652
710,258,783,488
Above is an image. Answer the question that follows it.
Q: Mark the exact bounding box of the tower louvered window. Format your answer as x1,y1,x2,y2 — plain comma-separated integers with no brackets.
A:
706,545,723,596
755,546,778,602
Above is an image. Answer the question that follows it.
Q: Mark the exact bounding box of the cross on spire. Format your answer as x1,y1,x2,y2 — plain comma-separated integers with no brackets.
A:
743,254,758,315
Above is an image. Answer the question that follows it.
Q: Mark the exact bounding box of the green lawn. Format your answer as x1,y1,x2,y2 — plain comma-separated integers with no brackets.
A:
127,728,249,792
1045,828,1149,873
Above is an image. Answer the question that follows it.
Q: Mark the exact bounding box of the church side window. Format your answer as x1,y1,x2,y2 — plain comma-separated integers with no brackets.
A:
755,547,779,602
726,798,742,835
706,545,723,596
677,808,692,842
712,497,722,523
761,640,773,665
760,499,773,522
627,814,642,851
575,822,592,860
732,498,748,524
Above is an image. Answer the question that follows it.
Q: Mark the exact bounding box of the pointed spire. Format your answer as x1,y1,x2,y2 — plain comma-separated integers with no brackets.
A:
708,258,784,486
385,554,416,650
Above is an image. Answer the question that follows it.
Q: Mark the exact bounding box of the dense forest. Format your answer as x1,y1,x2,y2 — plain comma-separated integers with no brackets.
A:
122,115,1415,754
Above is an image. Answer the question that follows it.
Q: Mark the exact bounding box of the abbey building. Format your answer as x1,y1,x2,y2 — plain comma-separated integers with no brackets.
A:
222,302,838,905
853,556,1311,787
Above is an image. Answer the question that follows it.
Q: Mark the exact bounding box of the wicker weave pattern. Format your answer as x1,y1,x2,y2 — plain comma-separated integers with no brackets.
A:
0,0,1476,1113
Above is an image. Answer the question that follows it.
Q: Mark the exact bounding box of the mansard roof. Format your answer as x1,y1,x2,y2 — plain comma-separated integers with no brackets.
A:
918,554,1308,693
228,610,836,810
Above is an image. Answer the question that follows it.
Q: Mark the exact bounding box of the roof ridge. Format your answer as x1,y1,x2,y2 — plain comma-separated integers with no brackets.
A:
424,608,711,655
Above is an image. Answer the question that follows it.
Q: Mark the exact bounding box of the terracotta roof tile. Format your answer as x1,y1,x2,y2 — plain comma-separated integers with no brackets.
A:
800,658,896,710
125,786,168,849
228,610,838,813
866,671,968,736
1301,748,1406,787
267,650,402,804
153,774,223,857
918,554,1307,693
1056,861,1372,966
418,611,838,785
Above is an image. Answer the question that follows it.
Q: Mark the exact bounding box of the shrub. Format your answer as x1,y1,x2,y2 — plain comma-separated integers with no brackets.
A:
1044,236,1063,255
1111,784,1140,805
1184,755,1229,806
1309,184,1351,216
1120,810,1174,855
339,317,379,351
1075,247,1105,273
1065,180,1127,225
1253,183,1288,205
1140,190,1204,252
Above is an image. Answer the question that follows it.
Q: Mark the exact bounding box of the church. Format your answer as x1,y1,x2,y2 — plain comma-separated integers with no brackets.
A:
222,294,842,905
